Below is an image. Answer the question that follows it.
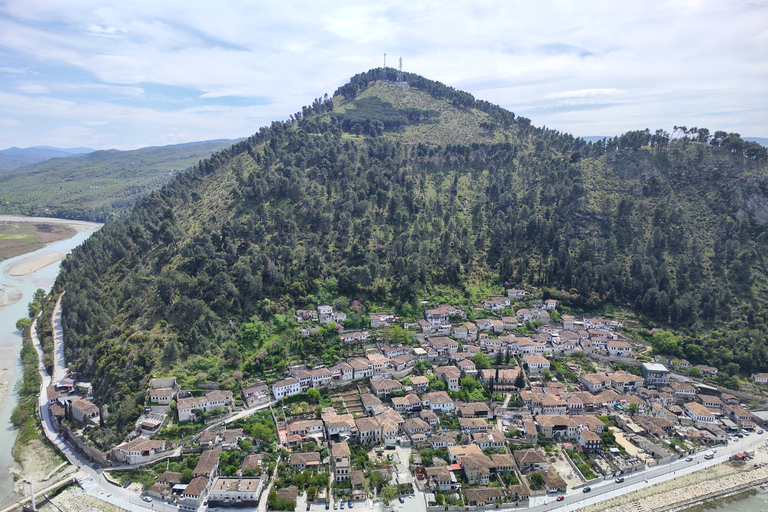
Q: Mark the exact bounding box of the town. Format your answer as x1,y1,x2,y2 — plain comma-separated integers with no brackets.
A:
44,288,768,512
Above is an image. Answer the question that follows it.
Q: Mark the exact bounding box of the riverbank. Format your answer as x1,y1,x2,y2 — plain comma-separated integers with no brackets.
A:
0,284,22,312
0,216,101,264
581,454,768,512
37,483,127,512
3,251,66,276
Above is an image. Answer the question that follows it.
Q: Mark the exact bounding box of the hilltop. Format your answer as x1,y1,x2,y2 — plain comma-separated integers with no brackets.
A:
46,69,768,438
0,139,240,222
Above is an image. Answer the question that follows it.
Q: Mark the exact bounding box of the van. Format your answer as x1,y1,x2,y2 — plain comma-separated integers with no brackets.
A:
704,450,714,460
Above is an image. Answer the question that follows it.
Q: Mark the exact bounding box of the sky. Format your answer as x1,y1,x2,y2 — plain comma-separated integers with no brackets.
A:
0,0,766,150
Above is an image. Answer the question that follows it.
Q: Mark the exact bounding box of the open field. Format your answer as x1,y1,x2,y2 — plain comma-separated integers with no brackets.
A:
0,221,76,262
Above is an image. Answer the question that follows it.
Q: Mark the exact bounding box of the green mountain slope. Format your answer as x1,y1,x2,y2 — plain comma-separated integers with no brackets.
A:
50,69,768,440
0,139,240,221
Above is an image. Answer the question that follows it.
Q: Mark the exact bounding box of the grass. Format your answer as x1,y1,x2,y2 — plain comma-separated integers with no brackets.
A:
0,221,78,262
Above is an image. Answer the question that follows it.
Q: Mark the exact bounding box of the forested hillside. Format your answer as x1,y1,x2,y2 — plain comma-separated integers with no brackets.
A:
0,139,238,222
51,69,768,435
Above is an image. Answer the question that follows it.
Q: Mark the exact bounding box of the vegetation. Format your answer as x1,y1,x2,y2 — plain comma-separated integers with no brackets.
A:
0,222,78,262
0,139,238,222
11,317,44,455
45,69,768,432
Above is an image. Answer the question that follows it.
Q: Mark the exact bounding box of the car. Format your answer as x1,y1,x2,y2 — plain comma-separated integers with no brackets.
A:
637,449,644,453
556,495,565,501
387,454,393,461
759,430,764,435
340,502,344,510
93,464,100,470
583,487,591,493
333,503,338,510
398,496,404,504
615,477,624,483
123,480,132,489
348,500,353,508
307,503,311,511
325,502,330,510
142,496,152,502
686,457,693,462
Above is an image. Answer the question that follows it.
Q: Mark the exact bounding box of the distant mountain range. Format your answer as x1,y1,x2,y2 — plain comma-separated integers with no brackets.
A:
0,145,95,170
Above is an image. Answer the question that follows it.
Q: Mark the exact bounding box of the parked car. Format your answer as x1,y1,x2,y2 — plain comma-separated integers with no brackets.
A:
556,495,565,501
759,430,764,435
387,454,393,461
122,480,131,489
333,503,337,510
615,477,624,483
637,449,644,453
686,457,693,462
306,503,311,511
348,500,353,508
93,465,99,470
340,502,344,510
398,496,405,503
142,496,152,502
583,487,591,493
325,502,330,510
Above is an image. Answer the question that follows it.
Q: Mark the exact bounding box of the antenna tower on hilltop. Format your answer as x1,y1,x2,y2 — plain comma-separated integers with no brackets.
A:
383,53,387,81
398,57,403,81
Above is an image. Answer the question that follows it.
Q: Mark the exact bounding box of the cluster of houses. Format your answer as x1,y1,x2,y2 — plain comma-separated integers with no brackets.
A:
45,376,100,426
114,292,764,510
257,297,765,504
140,429,269,509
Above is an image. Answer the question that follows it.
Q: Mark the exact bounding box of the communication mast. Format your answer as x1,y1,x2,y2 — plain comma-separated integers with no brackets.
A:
383,53,387,81
395,57,409,89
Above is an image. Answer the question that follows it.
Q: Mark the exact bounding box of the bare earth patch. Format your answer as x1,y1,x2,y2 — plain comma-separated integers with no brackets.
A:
12,438,66,492
38,484,127,512
0,221,76,262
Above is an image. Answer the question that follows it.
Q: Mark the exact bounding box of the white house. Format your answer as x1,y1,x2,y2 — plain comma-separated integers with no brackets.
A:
272,377,301,400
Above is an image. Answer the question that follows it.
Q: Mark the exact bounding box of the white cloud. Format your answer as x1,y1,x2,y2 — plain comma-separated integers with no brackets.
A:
0,0,765,148
17,83,50,94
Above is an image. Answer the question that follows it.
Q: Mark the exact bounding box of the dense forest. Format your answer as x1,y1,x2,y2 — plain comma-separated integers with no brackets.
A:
51,69,768,435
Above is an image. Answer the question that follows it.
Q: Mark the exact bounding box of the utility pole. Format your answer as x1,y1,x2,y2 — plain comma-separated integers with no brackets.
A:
29,481,37,511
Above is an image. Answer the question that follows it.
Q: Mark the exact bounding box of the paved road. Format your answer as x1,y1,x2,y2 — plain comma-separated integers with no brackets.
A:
51,293,68,383
528,433,766,512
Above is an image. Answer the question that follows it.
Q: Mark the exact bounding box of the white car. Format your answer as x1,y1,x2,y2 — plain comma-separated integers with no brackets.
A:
142,496,152,502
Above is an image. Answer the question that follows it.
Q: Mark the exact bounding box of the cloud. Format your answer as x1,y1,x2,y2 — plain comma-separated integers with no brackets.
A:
0,0,765,148
17,83,50,94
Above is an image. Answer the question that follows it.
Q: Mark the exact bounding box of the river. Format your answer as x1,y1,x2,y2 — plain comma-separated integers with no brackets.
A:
0,218,100,502
717,490,768,511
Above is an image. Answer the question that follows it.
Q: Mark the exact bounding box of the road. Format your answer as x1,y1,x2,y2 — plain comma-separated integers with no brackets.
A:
29,302,170,512
51,293,68,383
527,433,766,512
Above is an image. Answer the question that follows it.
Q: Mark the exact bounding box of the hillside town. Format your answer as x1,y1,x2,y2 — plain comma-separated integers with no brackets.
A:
45,289,768,512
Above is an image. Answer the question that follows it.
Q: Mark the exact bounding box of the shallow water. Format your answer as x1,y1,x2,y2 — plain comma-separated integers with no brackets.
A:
0,221,100,501
716,490,768,511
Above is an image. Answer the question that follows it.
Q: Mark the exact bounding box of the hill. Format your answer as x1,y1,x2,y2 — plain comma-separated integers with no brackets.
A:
0,146,95,171
48,69,768,440
0,139,240,221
